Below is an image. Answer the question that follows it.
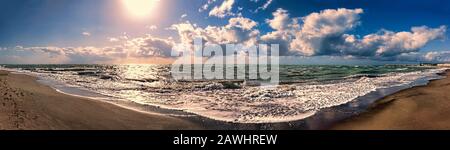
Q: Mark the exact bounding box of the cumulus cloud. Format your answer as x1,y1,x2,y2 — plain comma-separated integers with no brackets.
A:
228,16,258,30
209,0,235,18
261,30,293,55
423,51,450,62
260,8,299,55
266,8,293,31
125,34,175,57
169,8,446,60
170,21,202,45
340,26,447,57
260,8,447,60
171,16,259,48
4,8,448,64
290,8,364,56
4,33,178,64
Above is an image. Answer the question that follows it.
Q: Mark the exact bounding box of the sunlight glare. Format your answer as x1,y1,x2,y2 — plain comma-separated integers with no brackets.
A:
122,0,159,18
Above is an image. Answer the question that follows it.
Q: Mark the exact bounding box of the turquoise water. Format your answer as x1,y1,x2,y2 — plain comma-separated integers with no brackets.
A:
1,64,433,82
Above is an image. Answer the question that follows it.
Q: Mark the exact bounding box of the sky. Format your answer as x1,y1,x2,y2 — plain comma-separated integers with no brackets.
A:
0,0,449,64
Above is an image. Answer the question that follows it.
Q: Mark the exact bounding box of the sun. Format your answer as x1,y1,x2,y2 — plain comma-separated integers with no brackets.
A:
122,0,159,18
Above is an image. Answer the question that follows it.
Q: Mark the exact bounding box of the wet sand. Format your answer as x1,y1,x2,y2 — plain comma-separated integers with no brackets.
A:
332,70,450,130
0,70,201,130
2,68,450,130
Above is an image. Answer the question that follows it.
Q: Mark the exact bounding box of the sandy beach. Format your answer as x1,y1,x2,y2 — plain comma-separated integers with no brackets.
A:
2,68,450,130
0,70,201,130
332,70,450,130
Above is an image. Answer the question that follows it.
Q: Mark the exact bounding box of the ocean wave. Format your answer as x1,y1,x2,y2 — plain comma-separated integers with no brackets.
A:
98,68,446,123
2,65,447,123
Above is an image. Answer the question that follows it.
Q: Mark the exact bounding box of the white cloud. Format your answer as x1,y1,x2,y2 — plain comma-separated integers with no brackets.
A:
0,50,70,64
266,8,293,31
108,33,131,43
109,38,120,42
171,16,259,48
13,46,66,56
146,25,158,30
260,8,299,55
261,0,273,10
82,32,91,36
254,0,274,13
259,8,447,60
199,0,217,12
394,51,450,63
209,0,235,18
423,51,450,62
6,34,177,63
170,21,203,45
377,26,446,56
125,34,175,57
261,30,293,55
228,16,258,30
171,8,446,60
181,13,187,19
340,26,447,57
289,8,364,56
4,8,448,64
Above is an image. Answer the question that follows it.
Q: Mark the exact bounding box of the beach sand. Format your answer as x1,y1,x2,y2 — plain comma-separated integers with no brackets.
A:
0,70,201,130
332,70,450,130
2,68,450,130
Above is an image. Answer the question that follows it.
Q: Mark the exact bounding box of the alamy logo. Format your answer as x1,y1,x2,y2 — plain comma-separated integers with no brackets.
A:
170,38,280,86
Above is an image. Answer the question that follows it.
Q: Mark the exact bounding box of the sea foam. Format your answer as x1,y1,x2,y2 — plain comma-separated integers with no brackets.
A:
2,65,447,123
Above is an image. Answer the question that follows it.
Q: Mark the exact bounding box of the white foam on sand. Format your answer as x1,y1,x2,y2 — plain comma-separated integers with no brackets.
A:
3,66,447,123
109,68,447,123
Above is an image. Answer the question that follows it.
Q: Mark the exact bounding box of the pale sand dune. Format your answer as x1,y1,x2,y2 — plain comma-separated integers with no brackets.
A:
0,70,201,130
332,70,450,130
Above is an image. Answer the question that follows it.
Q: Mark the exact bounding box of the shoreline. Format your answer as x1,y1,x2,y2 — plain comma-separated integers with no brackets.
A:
0,70,201,130
0,69,317,130
331,70,450,130
1,68,450,130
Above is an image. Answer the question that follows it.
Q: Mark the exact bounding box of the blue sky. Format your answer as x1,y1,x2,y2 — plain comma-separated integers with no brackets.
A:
0,0,449,64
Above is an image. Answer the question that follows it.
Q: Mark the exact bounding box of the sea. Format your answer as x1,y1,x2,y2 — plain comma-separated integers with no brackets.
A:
0,64,447,124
